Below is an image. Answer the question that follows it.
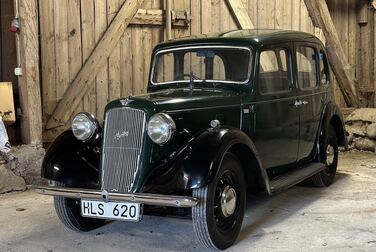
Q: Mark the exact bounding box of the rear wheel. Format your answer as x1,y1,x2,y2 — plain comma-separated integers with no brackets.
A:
54,182,105,232
192,153,246,250
311,124,338,187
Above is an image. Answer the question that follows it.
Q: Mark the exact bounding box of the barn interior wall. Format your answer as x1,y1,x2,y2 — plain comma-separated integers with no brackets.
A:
37,0,375,141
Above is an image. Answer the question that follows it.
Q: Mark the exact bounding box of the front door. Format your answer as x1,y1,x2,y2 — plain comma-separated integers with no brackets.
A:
248,45,300,173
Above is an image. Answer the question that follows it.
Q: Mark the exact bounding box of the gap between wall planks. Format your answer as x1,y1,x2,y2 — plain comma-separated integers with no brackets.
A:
40,0,374,141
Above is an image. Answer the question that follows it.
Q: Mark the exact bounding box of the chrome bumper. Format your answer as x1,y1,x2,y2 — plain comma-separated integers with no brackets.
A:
37,186,198,208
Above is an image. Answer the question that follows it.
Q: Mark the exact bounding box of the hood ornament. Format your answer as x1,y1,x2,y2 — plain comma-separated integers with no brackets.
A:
120,98,133,106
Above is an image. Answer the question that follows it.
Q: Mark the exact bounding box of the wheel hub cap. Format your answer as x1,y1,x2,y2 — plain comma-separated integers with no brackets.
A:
326,145,334,165
220,185,237,217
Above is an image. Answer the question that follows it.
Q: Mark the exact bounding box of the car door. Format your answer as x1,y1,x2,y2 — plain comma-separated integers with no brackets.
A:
249,45,300,173
294,43,325,162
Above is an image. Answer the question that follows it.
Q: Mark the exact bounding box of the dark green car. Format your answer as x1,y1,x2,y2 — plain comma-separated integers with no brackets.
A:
39,30,347,250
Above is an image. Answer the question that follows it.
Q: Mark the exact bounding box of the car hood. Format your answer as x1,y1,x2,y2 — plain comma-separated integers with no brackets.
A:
105,88,241,115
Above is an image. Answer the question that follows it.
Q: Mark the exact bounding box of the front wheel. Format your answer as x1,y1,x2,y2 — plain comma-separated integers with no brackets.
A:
311,124,339,187
192,153,246,250
54,182,106,232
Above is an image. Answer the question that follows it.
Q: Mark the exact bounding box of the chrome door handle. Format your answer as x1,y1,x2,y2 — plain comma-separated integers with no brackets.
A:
294,100,302,107
293,100,309,107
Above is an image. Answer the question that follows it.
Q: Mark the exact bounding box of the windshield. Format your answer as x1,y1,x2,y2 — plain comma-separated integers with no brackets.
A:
151,46,252,85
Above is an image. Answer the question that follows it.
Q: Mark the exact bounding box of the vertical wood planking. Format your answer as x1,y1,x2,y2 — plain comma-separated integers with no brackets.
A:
201,0,212,34
108,0,122,103
95,0,109,121
248,0,258,28
54,0,69,103
39,1,56,118
291,0,301,30
81,0,96,115
257,0,275,29
131,27,143,95
120,31,132,97
142,0,153,94
348,0,357,81
67,0,83,115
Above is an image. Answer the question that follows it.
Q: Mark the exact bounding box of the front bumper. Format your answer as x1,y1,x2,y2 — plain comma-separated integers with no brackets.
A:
37,186,198,208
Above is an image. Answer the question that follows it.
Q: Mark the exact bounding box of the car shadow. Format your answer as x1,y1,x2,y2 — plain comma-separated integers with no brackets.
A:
236,171,350,244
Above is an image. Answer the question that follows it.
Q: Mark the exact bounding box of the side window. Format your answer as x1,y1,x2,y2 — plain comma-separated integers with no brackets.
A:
296,47,318,89
319,51,329,85
259,48,291,94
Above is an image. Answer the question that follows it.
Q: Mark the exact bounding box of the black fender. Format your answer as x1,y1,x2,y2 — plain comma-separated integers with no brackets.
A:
143,127,270,194
41,130,100,188
319,101,348,149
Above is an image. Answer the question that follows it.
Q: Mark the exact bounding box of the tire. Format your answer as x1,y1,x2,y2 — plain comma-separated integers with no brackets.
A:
192,153,246,250
311,124,338,187
54,182,105,232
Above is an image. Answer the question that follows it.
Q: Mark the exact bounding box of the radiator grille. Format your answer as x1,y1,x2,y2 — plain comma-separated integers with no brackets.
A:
101,107,146,193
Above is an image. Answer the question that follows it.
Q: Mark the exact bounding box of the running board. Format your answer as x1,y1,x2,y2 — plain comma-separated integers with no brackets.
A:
269,163,326,194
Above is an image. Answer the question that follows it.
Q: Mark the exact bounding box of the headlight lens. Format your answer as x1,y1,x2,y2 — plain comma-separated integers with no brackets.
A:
71,112,98,141
147,113,176,144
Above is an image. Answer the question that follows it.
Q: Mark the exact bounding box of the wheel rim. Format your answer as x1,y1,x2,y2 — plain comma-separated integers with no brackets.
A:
213,170,240,233
326,145,335,166
220,186,237,218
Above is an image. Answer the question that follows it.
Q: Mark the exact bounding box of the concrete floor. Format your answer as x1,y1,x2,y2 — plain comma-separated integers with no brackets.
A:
1,151,376,252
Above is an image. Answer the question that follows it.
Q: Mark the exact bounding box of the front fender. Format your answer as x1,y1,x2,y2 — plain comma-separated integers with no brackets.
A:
143,127,267,193
41,130,100,188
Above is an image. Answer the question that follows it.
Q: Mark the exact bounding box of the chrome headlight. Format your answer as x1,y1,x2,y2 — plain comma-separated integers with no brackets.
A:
71,112,98,141
147,113,176,144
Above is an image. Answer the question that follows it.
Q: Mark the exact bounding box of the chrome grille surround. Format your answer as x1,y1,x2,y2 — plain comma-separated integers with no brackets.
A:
101,107,146,193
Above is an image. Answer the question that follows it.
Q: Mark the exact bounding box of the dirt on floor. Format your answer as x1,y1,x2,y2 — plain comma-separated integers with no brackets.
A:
0,151,376,252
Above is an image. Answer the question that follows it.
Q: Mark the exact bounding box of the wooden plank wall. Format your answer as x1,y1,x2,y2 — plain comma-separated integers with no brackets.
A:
327,0,376,107
38,0,372,140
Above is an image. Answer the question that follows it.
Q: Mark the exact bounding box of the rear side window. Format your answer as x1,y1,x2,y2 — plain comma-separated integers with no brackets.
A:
296,47,318,89
258,49,291,94
319,51,329,85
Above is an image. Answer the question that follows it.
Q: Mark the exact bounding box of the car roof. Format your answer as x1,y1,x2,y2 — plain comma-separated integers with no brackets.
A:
154,29,323,51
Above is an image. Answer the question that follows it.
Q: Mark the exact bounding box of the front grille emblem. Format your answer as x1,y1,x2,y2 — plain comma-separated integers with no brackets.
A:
120,98,133,106
114,130,129,140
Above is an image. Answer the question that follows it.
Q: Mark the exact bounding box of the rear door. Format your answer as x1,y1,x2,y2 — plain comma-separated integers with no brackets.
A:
294,43,325,162
251,44,300,172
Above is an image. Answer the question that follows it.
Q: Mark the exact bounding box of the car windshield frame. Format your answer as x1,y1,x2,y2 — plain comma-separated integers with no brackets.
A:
150,45,253,86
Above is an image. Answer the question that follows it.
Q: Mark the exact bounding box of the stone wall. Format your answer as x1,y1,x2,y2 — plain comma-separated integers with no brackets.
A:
345,108,376,153
0,145,45,194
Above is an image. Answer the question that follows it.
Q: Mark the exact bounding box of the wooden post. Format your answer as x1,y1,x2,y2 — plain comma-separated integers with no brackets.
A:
16,0,43,144
46,0,144,129
304,0,362,108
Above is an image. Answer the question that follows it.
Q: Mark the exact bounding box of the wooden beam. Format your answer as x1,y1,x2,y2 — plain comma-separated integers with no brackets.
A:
131,9,164,26
46,0,144,129
225,0,275,71
130,9,189,27
17,0,43,144
225,0,255,29
304,0,362,107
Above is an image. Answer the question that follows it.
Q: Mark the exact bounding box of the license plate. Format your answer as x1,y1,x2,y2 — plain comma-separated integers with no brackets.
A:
81,200,141,221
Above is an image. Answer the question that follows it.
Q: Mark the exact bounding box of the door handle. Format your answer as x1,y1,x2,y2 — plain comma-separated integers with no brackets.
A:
292,100,309,108
293,100,302,107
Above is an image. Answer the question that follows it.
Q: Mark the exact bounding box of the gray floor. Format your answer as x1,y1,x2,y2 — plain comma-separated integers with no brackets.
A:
1,151,376,252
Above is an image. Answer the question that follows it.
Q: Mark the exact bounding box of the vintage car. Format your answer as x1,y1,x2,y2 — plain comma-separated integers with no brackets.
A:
38,29,347,250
